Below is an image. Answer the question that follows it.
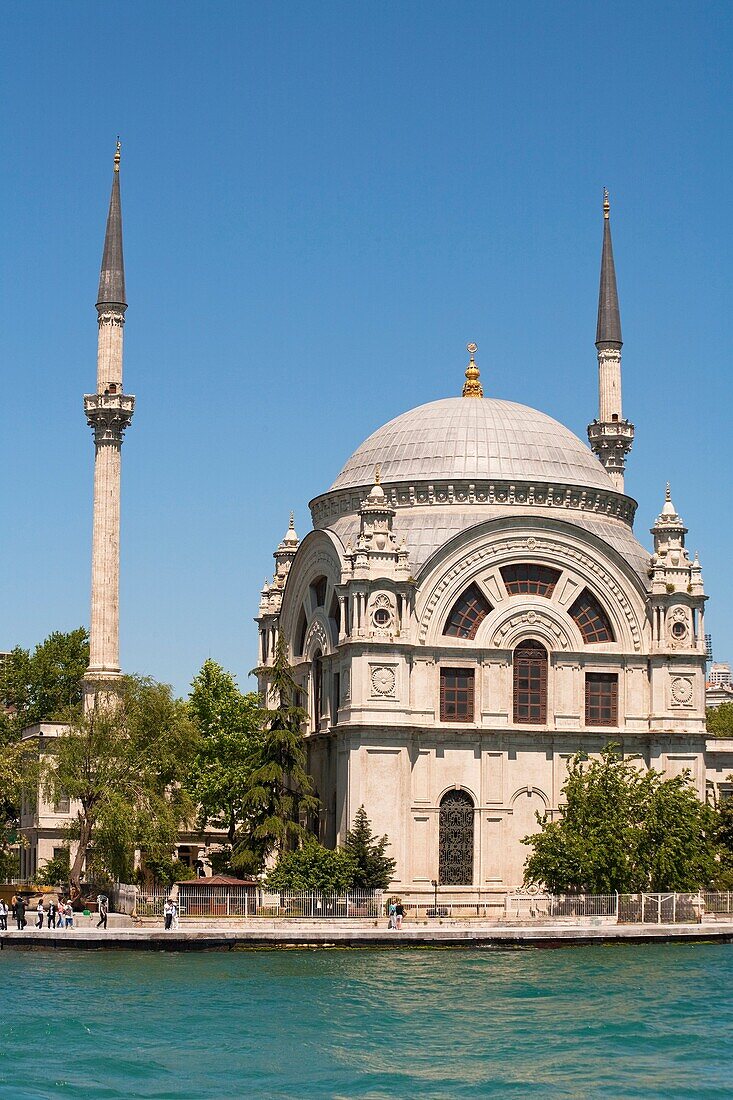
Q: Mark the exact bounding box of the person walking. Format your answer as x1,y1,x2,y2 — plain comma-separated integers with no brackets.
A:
0,899,8,931
64,902,74,929
163,899,174,930
35,899,44,929
394,901,405,930
47,899,57,929
97,897,108,930
387,901,396,930
13,894,26,930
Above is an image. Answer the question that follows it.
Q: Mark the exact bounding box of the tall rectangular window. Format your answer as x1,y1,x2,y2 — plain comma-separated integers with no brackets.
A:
54,791,70,814
513,642,548,724
440,668,475,723
585,672,618,726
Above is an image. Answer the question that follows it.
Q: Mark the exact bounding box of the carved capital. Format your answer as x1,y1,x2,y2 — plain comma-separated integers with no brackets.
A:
84,392,135,445
96,308,126,327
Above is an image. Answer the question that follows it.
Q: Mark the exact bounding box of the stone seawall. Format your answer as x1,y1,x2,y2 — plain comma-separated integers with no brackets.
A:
1,922,732,951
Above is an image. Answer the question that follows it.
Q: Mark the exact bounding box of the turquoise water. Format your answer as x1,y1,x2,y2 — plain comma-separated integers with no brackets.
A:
0,945,730,1098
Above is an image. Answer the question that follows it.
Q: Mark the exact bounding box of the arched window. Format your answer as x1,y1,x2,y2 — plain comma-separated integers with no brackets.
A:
570,589,614,643
310,576,328,608
312,652,323,730
294,608,308,657
513,640,548,724
439,790,474,885
443,583,493,639
501,564,560,597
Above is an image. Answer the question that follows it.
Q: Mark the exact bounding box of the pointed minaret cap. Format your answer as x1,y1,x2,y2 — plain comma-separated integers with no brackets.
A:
661,482,677,517
281,511,299,547
96,139,127,310
368,463,386,501
595,189,622,347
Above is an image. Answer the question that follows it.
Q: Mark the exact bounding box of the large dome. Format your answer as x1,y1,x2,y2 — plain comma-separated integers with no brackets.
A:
330,397,615,493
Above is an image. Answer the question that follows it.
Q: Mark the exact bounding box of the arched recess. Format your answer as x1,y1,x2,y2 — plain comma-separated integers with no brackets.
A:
438,789,475,885
506,787,549,888
513,640,548,724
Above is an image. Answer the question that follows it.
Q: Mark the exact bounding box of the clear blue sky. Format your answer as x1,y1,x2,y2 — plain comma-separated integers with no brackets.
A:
2,1,731,696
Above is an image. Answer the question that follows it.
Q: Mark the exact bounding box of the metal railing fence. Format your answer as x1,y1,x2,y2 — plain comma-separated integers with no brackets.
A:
127,885,733,924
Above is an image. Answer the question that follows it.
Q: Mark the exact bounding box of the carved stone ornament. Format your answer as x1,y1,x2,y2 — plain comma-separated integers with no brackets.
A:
370,665,397,698
371,592,394,631
670,675,694,707
668,608,689,648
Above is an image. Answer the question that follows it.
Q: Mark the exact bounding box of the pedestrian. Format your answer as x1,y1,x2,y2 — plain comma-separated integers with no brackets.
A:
13,894,26,930
97,897,108,930
35,899,44,929
47,899,57,929
163,899,174,930
395,901,405,930
64,902,74,929
0,899,8,931
387,901,396,930
171,900,179,930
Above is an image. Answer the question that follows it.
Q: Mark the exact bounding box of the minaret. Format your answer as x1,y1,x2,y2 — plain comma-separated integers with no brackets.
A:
83,142,135,703
587,190,634,490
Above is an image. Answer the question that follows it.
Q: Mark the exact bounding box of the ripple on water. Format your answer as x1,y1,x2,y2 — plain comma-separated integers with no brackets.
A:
0,944,731,1099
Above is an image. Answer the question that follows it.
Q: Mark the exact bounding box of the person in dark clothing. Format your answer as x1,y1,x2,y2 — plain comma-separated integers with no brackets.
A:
47,900,57,929
14,896,26,930
97,898,108,929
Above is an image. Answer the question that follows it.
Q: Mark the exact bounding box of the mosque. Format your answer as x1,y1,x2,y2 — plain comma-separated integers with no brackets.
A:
257,191,726,893
18,151,732,890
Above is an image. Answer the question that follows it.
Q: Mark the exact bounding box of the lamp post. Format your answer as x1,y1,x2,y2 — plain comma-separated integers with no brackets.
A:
431,878,438,916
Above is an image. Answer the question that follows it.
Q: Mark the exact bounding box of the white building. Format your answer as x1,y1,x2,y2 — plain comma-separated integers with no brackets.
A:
257,195,713,892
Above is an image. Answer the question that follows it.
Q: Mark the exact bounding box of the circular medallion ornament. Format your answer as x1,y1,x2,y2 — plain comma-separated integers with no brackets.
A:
671,677,693,705
671,621,687,640
371,666,396,696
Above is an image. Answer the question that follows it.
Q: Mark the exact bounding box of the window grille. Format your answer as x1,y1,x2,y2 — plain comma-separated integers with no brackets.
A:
439,790,475,885
501,564,560,597
440,668,475,722
570,589,614,643
513,641,548,723
585,672,618,726
443,583,493,639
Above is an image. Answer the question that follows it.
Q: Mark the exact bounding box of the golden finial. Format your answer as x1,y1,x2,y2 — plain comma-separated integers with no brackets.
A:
374,463,381,486
289,510,295,528
114,137,121,172
462,342,483,398
665,481,671,502
603,187,610,219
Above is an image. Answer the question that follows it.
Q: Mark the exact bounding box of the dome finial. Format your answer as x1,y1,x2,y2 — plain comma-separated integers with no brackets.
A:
603,187,610,219
114,137,121,173
462,342,483,398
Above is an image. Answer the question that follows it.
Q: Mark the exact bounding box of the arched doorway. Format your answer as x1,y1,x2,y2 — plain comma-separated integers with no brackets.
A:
439,789,475,885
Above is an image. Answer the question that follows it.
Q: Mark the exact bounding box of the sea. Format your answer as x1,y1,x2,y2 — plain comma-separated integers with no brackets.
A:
0,944,730,1098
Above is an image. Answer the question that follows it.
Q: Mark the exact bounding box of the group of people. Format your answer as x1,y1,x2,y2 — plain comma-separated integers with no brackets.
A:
387,901,405,930
0,894,109,931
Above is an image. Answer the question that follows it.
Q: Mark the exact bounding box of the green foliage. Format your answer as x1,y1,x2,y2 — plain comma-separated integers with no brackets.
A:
138,855,197,887
37,849,70,887
344,805,396,890
237,637,319,871
713,796,733,889
706,704,733,737
0,629,89,742
186,660,263,843
523,745,718,893
42,675,198,892
265,838,357,893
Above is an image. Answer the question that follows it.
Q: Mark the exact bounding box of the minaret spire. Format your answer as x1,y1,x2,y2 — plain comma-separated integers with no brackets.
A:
587,190,634,491
83,142,135,705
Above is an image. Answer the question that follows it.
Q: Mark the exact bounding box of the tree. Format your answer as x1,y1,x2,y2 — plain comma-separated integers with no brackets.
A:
0,628,89,742
706,704,733,738
713,793,733,889
42,676,198,894
522,745,718,893
186,659,263,844
0,737,38,877
344,805,396,889
265,839,357,893
238,636,319,873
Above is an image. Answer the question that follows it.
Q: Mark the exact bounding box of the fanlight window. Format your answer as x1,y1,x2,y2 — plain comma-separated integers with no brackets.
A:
513,640,548,724
439,789,474,885
501,564,560,598
570,589,615,644
443,583,493,639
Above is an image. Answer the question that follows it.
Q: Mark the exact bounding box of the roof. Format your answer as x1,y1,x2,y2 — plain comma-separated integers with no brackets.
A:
176,875,258,887
330,397,616,494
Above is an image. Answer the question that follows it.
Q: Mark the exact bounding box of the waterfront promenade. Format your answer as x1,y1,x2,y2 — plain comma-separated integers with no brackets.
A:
2,918,732,950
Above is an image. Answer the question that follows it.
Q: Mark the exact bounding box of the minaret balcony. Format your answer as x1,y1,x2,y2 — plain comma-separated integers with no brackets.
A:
84,392,135,444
